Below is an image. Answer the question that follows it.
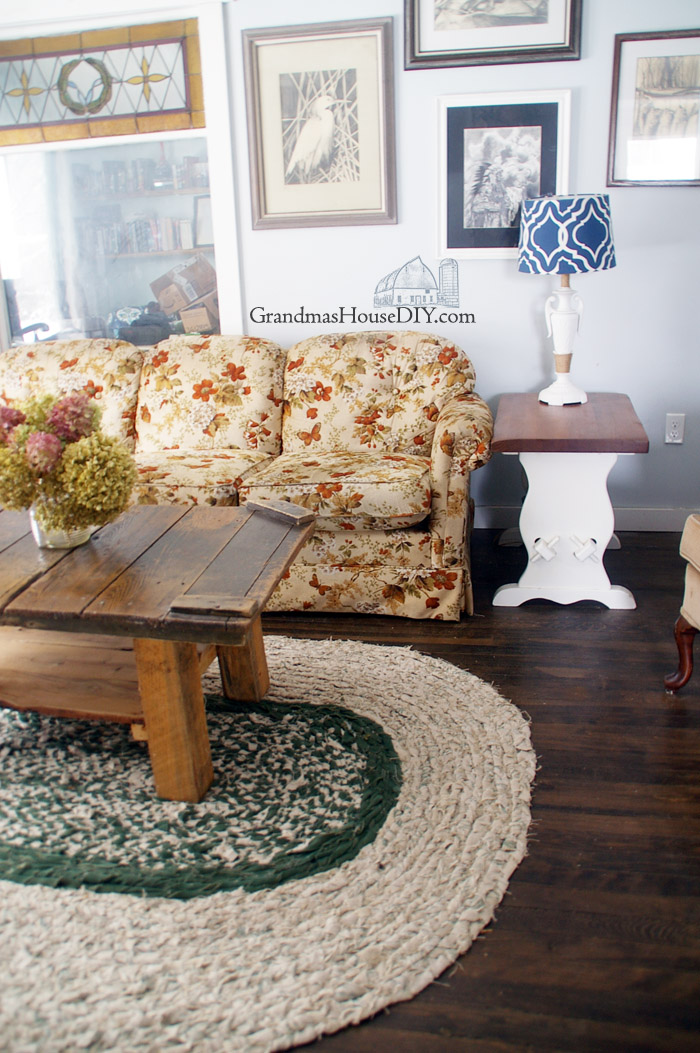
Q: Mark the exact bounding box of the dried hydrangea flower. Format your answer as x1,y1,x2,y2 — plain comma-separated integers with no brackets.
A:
0,404,26,437
46,391,96,443
25,431,63,473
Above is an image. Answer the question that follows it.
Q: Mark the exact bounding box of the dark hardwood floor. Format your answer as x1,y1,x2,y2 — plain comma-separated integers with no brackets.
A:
263,529,700,1053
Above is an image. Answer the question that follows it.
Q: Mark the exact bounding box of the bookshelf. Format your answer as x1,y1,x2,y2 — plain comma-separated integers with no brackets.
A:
72,144,211,260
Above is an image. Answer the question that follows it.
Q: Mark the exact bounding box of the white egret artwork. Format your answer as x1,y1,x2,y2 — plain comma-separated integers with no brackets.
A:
280,69,359,185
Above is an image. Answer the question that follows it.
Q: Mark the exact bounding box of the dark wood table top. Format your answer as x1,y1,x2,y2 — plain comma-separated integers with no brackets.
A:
0,503,315,645
492,393,650,454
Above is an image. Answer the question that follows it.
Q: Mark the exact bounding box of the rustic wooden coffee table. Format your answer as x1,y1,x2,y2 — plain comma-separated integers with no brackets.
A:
0,501,314,802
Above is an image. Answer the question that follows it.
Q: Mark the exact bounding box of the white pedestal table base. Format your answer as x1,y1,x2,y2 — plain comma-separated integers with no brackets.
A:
493,451,636,609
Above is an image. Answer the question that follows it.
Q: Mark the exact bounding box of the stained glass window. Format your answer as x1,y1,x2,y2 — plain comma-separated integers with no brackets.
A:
0,20,204,146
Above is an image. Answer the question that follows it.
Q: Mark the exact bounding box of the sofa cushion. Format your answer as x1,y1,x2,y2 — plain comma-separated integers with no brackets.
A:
239,450,432,530
135,335,285,456
282,330,477,455
0,339,143,450
134,449,273,506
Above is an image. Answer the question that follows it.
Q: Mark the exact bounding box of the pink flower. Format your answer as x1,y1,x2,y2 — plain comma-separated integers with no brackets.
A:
0,404,25,438
46,391,95,443
25,431,63,473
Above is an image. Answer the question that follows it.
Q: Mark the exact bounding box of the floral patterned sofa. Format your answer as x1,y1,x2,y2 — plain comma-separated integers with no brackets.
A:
0,331,493,619
239,331,493,619
132,334,285,505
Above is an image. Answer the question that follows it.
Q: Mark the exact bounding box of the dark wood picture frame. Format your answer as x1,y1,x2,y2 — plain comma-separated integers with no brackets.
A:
607,28,700,187
405,0,582,70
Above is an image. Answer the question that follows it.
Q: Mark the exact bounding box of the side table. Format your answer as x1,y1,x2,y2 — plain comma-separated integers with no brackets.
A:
491,393,649,609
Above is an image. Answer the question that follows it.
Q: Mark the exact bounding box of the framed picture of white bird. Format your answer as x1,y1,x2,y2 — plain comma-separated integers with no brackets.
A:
243,19,397,228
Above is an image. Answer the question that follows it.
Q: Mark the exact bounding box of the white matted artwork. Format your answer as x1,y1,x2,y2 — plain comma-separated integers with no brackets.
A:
406,0,581,69
608,28,700,186
438,89,570,258
243,18,396,228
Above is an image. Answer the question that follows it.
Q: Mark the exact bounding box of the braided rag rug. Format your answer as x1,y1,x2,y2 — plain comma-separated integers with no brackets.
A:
0,636,535,1052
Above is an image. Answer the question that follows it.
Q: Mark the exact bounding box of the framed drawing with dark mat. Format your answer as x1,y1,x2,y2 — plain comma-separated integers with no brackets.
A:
243,18,397,228
405,0,582,69
438,88,571,258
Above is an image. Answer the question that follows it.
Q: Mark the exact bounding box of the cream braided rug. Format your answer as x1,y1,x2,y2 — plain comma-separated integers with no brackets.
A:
0,636,535,1052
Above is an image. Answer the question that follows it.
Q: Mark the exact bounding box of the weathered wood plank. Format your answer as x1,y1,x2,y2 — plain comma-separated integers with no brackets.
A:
245,496,316,524
169,594,260,618
0,627,142,722
190,512,314,607
133,636,213,802
0,518,70,611
217,615,270,701
0,509,32,550
79,505,251,627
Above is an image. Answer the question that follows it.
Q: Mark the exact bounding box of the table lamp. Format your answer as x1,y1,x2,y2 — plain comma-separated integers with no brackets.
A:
517,193,616,406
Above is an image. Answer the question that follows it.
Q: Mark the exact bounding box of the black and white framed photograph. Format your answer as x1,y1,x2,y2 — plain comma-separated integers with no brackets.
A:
608,29,700,187
243,18,396,228
438,90,570,258
406,0,581,70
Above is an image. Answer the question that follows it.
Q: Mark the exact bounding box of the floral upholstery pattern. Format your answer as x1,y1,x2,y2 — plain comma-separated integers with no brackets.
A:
239,450,432,530
429,391,493,568
134,335,285,455
131,335,286,509
257,330,493,619
133,450,274,506
266,564,468,620
263,520,468,619
0,339,143,450
282,330,480,455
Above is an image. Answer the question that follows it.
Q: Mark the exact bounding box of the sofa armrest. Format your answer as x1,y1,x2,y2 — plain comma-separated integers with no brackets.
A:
429,392,493,567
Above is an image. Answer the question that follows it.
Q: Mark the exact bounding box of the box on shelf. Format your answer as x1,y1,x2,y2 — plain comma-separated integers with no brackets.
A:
180,290,220,333
150,254,217,317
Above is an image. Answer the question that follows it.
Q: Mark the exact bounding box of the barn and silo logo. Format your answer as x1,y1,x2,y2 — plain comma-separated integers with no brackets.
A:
374,256,460,310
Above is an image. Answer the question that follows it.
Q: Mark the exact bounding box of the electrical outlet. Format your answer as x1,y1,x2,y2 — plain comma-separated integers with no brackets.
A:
665,413,685,444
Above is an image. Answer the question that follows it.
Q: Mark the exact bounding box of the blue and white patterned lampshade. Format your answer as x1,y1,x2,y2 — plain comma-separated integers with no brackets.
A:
518,194,616,275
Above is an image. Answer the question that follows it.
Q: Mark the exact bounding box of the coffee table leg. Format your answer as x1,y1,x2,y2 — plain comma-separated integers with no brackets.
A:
217,615,270,702
133,637,214,802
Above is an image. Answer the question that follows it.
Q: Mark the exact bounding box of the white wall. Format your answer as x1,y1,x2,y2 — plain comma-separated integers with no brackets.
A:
225,0,700,529
1,0,698,528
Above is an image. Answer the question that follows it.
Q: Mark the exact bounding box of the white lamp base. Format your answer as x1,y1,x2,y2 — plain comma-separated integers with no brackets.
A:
539,373,588,406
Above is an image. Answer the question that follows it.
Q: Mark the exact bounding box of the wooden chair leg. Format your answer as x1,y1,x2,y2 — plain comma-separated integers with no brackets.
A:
664,614,698,694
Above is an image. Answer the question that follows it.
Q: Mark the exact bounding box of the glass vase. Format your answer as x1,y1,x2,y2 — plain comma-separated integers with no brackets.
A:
29,506,92,549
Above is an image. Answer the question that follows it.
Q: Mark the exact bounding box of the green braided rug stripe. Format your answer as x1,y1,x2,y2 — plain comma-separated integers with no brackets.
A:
0,636,535,1053
0,696,401,899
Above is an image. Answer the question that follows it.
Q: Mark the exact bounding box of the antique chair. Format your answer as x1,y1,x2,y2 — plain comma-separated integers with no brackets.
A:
665,513,700,693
